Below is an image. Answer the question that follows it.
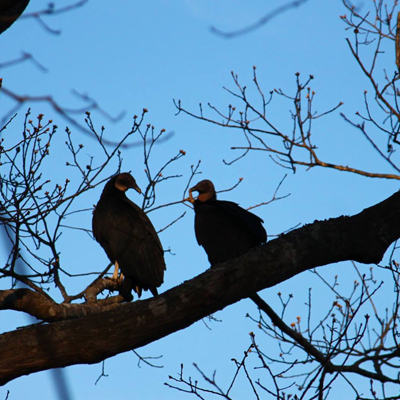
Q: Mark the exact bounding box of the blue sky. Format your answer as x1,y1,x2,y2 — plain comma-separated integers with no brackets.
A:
1,1,400,399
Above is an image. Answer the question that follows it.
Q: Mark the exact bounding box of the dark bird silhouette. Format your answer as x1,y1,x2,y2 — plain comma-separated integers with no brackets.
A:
92,173,165,300
189,179,267,266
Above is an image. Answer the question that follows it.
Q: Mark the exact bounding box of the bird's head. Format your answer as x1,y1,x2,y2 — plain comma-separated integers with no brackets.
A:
189,179,216,202
114,173,142,194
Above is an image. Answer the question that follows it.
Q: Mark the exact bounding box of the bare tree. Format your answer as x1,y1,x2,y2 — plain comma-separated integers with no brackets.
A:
1,2,400,400
176,0,400,183
0,107,187,319
168,1,400,399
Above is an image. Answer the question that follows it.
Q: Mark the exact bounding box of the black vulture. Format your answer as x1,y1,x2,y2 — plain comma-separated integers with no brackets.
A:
92,173,166,300
189,179,266,266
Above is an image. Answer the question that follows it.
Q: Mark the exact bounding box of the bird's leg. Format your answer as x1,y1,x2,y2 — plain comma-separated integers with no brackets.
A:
112,261,120,280
111,262,125,284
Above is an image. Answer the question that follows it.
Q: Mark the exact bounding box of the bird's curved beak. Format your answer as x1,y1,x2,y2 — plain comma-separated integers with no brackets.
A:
190,182,200,193
129,181,141,194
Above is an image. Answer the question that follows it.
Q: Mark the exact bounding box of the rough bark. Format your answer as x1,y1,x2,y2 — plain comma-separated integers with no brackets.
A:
0,190,400,385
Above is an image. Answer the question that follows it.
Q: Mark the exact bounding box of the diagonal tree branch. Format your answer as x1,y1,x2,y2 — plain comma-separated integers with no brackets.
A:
0,190,400,385
250,293,334,369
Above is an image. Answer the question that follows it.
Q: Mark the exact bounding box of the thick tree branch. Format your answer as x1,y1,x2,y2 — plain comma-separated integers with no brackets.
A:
1,190,400,385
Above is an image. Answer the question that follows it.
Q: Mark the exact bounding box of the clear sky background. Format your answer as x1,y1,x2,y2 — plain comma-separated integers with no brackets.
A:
1,1,399,399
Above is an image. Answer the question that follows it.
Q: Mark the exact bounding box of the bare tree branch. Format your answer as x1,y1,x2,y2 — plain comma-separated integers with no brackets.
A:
210,0,309,38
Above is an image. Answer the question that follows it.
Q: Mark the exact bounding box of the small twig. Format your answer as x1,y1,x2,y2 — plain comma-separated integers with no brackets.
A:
95,360,109,385
210,0,309,38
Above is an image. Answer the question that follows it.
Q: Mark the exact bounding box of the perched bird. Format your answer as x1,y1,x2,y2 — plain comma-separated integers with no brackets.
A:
92,173,165,300
189,179,266,266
